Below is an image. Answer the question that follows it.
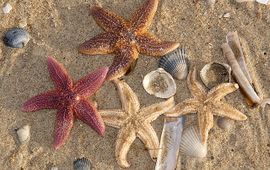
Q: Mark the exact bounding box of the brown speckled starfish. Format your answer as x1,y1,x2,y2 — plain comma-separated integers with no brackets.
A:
99,79,174,168
22,56,108,149
166,68,247,144
79,0,179,80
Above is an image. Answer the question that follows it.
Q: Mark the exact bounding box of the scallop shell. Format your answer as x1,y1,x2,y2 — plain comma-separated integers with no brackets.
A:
200,62,231,89
74,157,92,170
16,125,30,144
159,48,188,80
143,68,176,99
179,125,207,158
217,118,234,130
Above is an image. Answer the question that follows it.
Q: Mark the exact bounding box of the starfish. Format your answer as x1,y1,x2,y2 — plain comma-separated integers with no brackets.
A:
22,56,108,149
166,67,247,144
99,79,175,168
78,0,179,80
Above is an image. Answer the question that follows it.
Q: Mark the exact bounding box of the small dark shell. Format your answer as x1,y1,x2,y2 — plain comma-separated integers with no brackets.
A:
3,28,30,48
73,157,91,170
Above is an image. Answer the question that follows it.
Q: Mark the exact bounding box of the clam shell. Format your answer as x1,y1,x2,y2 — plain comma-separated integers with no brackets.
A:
200,62,231,89
159,48,188,80
179,125,207,158
143,68,176,99
73,157,92,170
16,125,30,144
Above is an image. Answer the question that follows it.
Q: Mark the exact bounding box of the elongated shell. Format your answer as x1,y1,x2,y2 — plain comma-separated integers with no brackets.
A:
179,125,207,158
159,48,188,80
16,125,30,144
74,157,91,170
143,68,176,99
200,62,231,89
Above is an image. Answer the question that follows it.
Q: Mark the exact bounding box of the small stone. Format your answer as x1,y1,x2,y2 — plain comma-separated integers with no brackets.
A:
3,28,30,48
2,3,12,14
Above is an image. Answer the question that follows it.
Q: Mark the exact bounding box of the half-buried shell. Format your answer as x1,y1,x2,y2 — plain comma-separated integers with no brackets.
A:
73,157,92,170
159,48,189,80
143,68,176,99
16,125,30,144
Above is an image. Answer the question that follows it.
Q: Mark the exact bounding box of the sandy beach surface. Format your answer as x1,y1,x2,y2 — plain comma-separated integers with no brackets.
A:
0,0,270,169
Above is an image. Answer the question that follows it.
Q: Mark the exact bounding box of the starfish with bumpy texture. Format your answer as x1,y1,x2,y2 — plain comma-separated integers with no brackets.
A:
99,79,174,168
22,56,108,149
166,67,247,144
79,0,179,80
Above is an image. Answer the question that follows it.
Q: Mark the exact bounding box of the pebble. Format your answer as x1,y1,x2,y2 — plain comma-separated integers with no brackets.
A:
2,3,12,14
3,28,30,48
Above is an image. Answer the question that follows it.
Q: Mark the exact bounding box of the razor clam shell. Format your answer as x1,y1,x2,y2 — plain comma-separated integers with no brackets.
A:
16,125,30,144
155,117,185,170
200,62,232,89
143,68,176,99
179,125,207,158
74,157,92,170
159,48,188,80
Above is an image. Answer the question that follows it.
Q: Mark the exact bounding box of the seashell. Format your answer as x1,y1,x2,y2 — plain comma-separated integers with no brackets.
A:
50,167,58,170
217,118,234,130
256,0,270,5
159,48,188,80
73,157,92,170
2,3,12,14
200,62,231,89
16,125,30,144
179,125,207,158
3,28,30,48
143,68,176,99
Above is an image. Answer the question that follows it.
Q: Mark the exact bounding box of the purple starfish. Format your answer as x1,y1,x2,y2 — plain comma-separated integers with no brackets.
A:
22,56,108,149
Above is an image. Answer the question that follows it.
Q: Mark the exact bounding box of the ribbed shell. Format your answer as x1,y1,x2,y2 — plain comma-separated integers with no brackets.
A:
73,157,91,170
159,48,188,80
179,125,207,158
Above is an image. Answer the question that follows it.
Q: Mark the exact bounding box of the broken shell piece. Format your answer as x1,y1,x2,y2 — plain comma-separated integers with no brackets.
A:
74,157,92,170
159,48,189,80
16,125,30,144
200,62,231,89
143,68,176,99
179,125,207,158
2,3,12,14
217,118,234,130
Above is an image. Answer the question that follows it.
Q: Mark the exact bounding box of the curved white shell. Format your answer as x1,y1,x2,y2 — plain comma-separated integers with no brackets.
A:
200,62,232,89
179,125,207,158
16,125,30,144
159,48,188,80
143,68,176,99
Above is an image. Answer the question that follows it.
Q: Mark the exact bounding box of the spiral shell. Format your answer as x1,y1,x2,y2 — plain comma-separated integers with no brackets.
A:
73,157,91,170
159,48,188,80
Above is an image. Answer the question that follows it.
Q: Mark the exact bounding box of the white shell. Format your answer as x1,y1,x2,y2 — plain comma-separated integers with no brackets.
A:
2,3,12,14
200,62,232,89
143,68,176,99
179,125,207,158
16,125,30,144
217,118,234,130
256,0,270,4
159,48,188,80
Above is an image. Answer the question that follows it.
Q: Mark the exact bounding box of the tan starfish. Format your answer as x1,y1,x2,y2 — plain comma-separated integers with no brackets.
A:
99,79,174,168
166,67,247,144
78,0,179,80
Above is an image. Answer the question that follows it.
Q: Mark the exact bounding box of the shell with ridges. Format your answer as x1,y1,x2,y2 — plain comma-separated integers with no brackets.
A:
73,157,91,170
159,48,188,80
179,125,207,158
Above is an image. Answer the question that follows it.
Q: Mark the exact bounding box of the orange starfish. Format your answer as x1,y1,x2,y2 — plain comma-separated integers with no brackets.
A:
79,0,179,80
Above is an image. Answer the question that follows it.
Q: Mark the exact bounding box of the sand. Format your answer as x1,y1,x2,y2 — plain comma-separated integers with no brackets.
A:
0,0,270,169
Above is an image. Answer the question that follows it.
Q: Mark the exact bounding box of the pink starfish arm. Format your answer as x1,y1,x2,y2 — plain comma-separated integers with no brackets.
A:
47,56,73,91
22,91,61,112
78,33,118,55
54,107,74,149
74,67,108,96
90,6,127,33
136,33,180,56
74,99,105,136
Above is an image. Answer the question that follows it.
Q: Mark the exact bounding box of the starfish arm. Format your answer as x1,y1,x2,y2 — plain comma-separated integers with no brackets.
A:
136,33,179,56
113,79,140,114
187,67,207,99
22,91,61,112
107,45,139,80
137,123,160,160
74,67,108,97
53,107,74,149
140,97,175,122
207,83,239,102
78,33,118,55
74,99,105,136
99,109,126,128
213,102,247,120
115,126,136,168
90,6,127,33
47,56,73,91
198,109,213,144
165,98,200,117
130,0,159,33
